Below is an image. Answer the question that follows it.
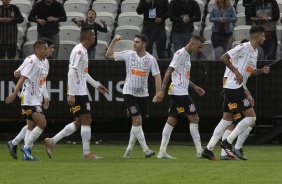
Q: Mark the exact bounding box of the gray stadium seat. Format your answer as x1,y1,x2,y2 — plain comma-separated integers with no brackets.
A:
58,40,77,60
96,40,108,59
59,25,81,43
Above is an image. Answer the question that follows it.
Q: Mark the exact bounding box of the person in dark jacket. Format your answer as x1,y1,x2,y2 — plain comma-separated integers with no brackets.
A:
250,0,280,60
136,0,169,59
0,0,24,59
169,0,201,52
28,0,66,59
72,9,107,59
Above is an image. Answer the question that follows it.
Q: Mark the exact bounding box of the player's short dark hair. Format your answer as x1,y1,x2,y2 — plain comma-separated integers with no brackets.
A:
39,37,54,46
135,34,148,45
191,35,205,43
34,40,47,50
249,26,265,35
81,26,94,41
240,39,249,43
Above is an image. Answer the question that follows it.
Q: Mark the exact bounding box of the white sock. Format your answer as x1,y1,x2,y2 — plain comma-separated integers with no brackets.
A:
24,126,43,148
190,123,202,153
24,129,31,144
227,117,256,144
52,122,77,145
126,126,137,151
133,126,149,151
235,126,253,150
81,125,91,155
221,129,232,156
12,125,27,146
159,123,174,153
206,119,232,151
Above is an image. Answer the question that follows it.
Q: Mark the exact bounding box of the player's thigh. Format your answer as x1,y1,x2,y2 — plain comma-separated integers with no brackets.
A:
31,112,47,129
123,94,141,117
79,113,92,126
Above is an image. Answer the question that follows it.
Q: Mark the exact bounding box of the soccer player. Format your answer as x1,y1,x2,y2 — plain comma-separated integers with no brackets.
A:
106,34,161,158
6,40,50,161
154,36,206,159
7,38,54,160
202,25,270,160
44,26,108,159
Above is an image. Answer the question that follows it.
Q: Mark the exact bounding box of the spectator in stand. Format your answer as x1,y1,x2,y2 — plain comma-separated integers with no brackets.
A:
250,0,280,60
28,0,66,59
209,0,237,60
72,9,107,59
242,0,253,25
168,0,201,52
0,0,24,59
136,0,169,59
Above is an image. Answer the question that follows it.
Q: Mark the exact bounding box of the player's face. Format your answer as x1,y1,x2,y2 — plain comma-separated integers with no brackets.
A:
47,44,55,57
133,37,145,51
257,32,265,45
36,44,48,59
191,41,203,54
87,11,96,21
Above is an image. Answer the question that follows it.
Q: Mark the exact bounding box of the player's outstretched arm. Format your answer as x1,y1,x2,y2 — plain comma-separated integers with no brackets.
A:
86,73,108,94
251,65,270,76
106,35,122,59
189,81,205,96
5,76,26,104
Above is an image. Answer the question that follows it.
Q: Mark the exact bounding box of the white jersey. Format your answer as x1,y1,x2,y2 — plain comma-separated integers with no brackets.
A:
20,54,49,106
224,42,258,89
68,43,88,96
16,59,28,72
168,48,191,95
114,50,160,97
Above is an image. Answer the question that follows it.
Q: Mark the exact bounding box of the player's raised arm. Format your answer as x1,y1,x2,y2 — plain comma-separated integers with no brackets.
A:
106,35,122,59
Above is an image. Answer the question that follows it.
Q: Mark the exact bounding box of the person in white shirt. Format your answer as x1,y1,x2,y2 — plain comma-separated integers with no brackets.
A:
106,34,161,158
202,25,270,160
7,38,54,160
44,27,108,159
6,40,50,161
154,35,206,159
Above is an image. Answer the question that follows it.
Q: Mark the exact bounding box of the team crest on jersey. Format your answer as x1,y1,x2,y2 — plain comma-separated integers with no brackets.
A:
78,51,82,55
243,98,250,107
176,51,180,54
86,102,90,110
29,60,33,64
189,104,196,112
130,106,137,114
35,106,42,113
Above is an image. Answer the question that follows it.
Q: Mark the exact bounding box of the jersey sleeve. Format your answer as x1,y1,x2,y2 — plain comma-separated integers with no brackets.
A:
169,50,183,69
69,50,83,69
20,60,37,79
150,57,160,76
227,44,245,61
114,50,130,61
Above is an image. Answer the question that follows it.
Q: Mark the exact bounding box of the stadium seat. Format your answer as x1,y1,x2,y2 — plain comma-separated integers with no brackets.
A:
97,29,112,45
121,0,139,13
203,26,212,40
92,0,118,18
277,0,282,15
64,0,89,14
58,40,77,60
165,19,172,31
236,1,244,14
60,12,85,26
18,27,24,46
235,13,246,26
276,26,282,44
96,40,108,59
10,0,32,14
114,40,134,52
118,12,143,28
234,25,252,41
277,41,282,60
26,26,38,41
23,40,35,58
193,26,199,36
115,25,141,40
278,13,282,26
200,40,215,60
232,40,241,48
95,12,115,32
18,13,28,32
59,25,81,43
205,14,213,27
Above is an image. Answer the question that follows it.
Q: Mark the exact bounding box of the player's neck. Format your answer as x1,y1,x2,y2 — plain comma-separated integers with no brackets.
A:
81,41,91,49
136,50,146,57
250,40,259,50
36,54,45,61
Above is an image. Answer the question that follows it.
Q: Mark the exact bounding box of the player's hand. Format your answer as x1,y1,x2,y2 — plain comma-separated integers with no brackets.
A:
152,91,165,103
14,70,21,78
43,97,49,109
68,95,75,106
194,86,205,96
5,93,17,104
97,85,108,94
234,71,243,84
247,95,255,107
261,65,270,74
112,35,122,43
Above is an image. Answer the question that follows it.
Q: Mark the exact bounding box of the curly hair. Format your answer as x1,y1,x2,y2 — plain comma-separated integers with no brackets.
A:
214,0,232,10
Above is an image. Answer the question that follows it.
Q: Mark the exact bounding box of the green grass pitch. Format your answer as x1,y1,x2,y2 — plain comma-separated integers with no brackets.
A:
1,142,282,184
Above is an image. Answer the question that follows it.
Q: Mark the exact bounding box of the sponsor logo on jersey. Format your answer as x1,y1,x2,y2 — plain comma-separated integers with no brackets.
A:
131,69,146,77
